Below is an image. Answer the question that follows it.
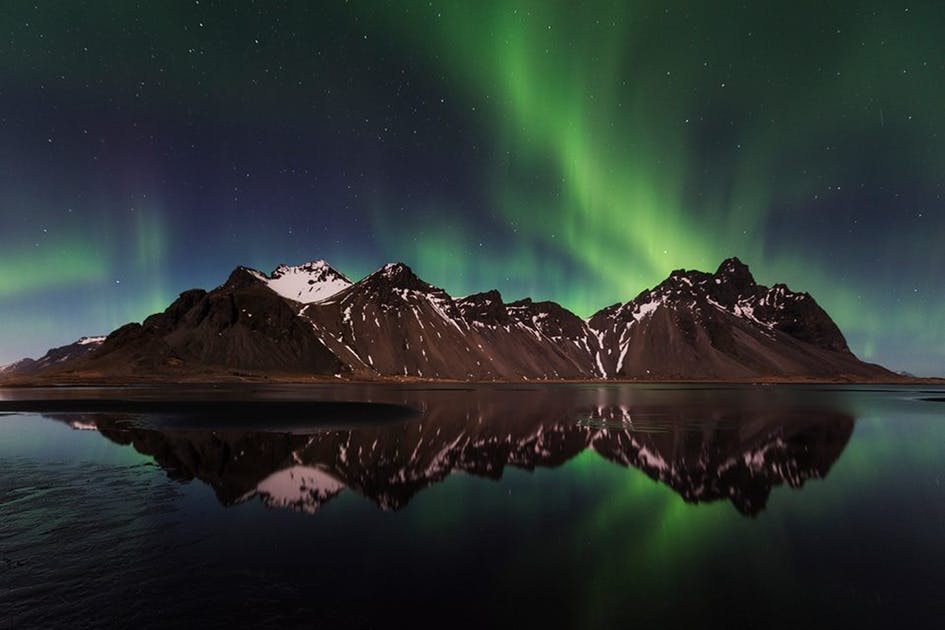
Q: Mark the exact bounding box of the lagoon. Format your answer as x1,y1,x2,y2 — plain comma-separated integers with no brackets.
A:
2,384,944,628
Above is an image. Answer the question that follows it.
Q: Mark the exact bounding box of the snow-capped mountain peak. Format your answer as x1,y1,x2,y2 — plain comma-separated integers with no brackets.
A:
262,260,352,304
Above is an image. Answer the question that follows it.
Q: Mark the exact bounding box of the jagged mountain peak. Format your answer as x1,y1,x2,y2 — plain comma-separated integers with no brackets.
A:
714,257,757,291
508,297,569,313
359,262,444,294
716,255,751,274
627,258,759,312
649,268,712,298
457,289,503,304
226,266,268,290
768,282,804,299
456,290,508,324
379,262,416,278
507,298,595,343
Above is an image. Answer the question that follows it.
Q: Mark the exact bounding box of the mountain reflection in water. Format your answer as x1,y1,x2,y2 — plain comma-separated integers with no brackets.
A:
47,387,853,517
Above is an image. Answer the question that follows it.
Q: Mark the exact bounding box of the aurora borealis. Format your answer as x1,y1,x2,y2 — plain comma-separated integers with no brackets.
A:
1,1,943,374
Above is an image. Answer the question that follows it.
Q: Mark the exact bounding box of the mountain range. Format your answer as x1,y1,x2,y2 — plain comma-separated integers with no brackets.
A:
1,257,896,382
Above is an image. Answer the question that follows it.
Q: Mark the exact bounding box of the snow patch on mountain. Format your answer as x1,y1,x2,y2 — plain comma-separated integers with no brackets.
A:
632,299,661,322
263,260,352,303
69,420,99,431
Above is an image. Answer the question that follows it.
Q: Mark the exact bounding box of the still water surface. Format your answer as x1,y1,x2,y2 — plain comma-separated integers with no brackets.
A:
1,384,944,628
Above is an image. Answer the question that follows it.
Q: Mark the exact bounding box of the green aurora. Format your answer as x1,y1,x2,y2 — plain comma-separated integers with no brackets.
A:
0,1,943,373
371,1,945,372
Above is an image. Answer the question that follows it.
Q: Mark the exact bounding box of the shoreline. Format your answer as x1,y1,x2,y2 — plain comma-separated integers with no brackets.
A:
2,372,943,388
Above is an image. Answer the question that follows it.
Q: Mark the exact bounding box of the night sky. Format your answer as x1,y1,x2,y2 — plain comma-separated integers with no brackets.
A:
1,1,943,375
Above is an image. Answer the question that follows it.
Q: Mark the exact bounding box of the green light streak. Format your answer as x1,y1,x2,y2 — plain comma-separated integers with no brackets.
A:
381,2,761,307
132,208,172,315
0,206,172,362
0,241,109,298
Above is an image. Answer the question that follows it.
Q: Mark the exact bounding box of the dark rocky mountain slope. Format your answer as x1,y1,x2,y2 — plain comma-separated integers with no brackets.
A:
586,258,886,379
42,267,343,378
3,257,895,382
302,263,601,379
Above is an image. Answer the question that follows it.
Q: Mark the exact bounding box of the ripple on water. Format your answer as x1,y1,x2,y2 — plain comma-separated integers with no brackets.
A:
0,458,190,628
0,453,354,628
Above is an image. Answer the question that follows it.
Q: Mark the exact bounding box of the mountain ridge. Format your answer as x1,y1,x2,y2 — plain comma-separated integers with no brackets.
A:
2,257,902,383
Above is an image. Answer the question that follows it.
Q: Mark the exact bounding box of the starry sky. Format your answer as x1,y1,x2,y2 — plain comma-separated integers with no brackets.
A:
1,1,943,375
